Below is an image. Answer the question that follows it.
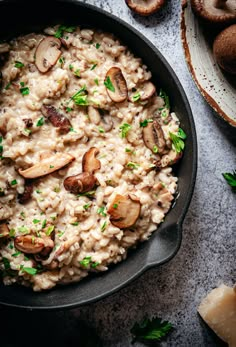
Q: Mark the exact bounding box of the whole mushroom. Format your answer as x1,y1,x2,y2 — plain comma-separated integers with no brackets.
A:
191,0,236,25
213,24,236,74
125,0,166,16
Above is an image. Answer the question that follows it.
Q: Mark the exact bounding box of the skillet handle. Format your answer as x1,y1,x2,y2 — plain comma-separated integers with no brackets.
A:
146,223,182,267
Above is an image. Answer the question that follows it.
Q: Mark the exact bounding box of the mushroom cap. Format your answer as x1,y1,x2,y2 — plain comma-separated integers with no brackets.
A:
213,24,236,74
191,0,236,25
105,67,128,103
125,0,166,16
35,36,62,73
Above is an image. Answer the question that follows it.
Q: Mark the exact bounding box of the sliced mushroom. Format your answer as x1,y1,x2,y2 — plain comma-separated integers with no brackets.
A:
18,180,34,204
143,120,166,154
88,106,101,125
82,147,101,173
41,105,72,133
191,0,236,25
125,0,166,16
105,67,128,103
39,236,54,257
159,149,183,168
130,81,156,102
19,152,75,179
14,235,45,254
35,36,62,73
0,223,9,238
108,194,141,229
64,172,96,194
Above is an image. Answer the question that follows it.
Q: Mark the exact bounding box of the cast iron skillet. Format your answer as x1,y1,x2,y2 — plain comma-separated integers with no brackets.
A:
0,0,197,310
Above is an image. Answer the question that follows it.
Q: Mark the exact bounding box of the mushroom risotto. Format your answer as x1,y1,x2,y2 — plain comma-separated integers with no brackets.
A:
0,25,186,291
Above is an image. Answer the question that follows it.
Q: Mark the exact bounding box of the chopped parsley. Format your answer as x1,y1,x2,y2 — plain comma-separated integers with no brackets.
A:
140,119,153,127
113,203,118,209
101,221,107,232
41,219,47,229
74,69,80,77
127,162,140,170
10,179,17,186
79,256,99,268
18,226,29,234
93,79,99,87
104,76,115,92
36,189,42,194
20,266,37,276
12,251,22,257
54,187,60,193
49,165,54,168
36,117,44,127
97,206,107,217
54,25,76,39
45,225,54,236
59,56,65,66
14,61,24,68
153,145,159,153
5,82,11,90
98,126,105,133
133,92,141,102
95,43,101,49
77,190,96,197
119,123,131,138
20,86,29,96
125,148,132,153
131,317,173,343
222,170,236,193
2,257,10,270
71,85,88,106
90,64,97,70
159,89,170,109
66,107,73,112
33,219,40,224
69,64,73,70
9,229,15,237
83,203,91,210
70,221,79,226
177,127,187,140
169,131,186,153
58,230,65,238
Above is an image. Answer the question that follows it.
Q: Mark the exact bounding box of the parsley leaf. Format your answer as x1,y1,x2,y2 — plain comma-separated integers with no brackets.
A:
71,85,88,106
169,131,185,153
131,317,173,342
222,170,236,192
127,162,140,170
95,43,100,49
140,119,153,127
177,127,187,140
54,25,76,38
97,206,107,217
20,266,37,276
45,225,54,236
14,61,24,68
119,123,131,138
104,76,115,92
132,92,140,102
10,179,17,186
159,89,170,109
36,117,44,127
80,256,92,267
20,86,29,96
90,64,97,70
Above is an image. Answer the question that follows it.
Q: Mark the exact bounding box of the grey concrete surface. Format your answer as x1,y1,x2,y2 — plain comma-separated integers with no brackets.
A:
1,1,235,346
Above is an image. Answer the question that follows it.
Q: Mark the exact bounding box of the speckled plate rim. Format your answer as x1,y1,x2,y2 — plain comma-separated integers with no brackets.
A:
181,0,236,127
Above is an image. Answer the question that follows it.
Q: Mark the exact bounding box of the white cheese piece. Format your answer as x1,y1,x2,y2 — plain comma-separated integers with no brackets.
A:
198,284,236,347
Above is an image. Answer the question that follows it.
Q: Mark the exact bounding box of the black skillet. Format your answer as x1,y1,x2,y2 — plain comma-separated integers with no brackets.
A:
0,0,197,310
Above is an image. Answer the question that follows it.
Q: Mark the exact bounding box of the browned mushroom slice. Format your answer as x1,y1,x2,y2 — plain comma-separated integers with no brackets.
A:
82,147,101,173
19,153,74,179
143,120,166,154
35,36,62,73
191,0,236,25
125,0,166,16
159,149,183,168
14,235,45,254
0,223,9,238
108,194,141,229
40,236,54,257
64,172,96,194
18,180,34,204
105,67,128,103
41,105,72,133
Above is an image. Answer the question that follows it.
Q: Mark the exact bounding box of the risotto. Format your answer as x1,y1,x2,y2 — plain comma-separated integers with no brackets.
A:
0,25,185,291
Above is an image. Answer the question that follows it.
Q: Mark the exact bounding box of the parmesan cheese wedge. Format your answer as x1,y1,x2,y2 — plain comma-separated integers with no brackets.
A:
198,284,236,347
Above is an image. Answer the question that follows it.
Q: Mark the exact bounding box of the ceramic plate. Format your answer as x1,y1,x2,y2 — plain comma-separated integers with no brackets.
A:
181,0,236,127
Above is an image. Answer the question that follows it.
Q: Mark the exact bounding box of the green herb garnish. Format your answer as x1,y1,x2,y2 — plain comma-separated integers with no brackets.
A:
79,256,92,267
95,43,101,49
77,190,96,197
20,266,37,276
153,145,159,153
20,86,29,96
98,126,105,133
70,222,79,226
127,162,140,170
222,170,236,192
131,317,173,343
5,82,11,90
45,225,54,236
54,25,76,39
101,221,107,232
10,179,17,186
97,206,107,217
133,92,141,102
33,219,40,224
159,89,170,109
169,131,185,153
113,203,118,209
119,123,131,138
14,61,24,68
12,251,22,257
18,226,29,234
9,229,15,237
140,119,153,127
41,219,47,229
36,117,44,127
71,85,88,106
2,257,10,270
177,127,187,139
90,64,97,70
94,78,99,86
83,203,91,210
104,76,115,92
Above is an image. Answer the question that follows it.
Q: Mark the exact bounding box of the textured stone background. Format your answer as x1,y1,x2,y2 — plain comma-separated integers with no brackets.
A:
1,1,236,346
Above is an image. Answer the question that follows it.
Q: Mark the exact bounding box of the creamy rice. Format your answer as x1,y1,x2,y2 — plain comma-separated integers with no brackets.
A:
0,25,184,291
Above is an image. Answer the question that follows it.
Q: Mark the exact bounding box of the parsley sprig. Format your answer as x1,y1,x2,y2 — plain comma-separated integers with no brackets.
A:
222,170,236,192
71,85,88,106
104,76,115,92
54,25,76,38
119,123,131,138
169,128,187,153
131,317,173,343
